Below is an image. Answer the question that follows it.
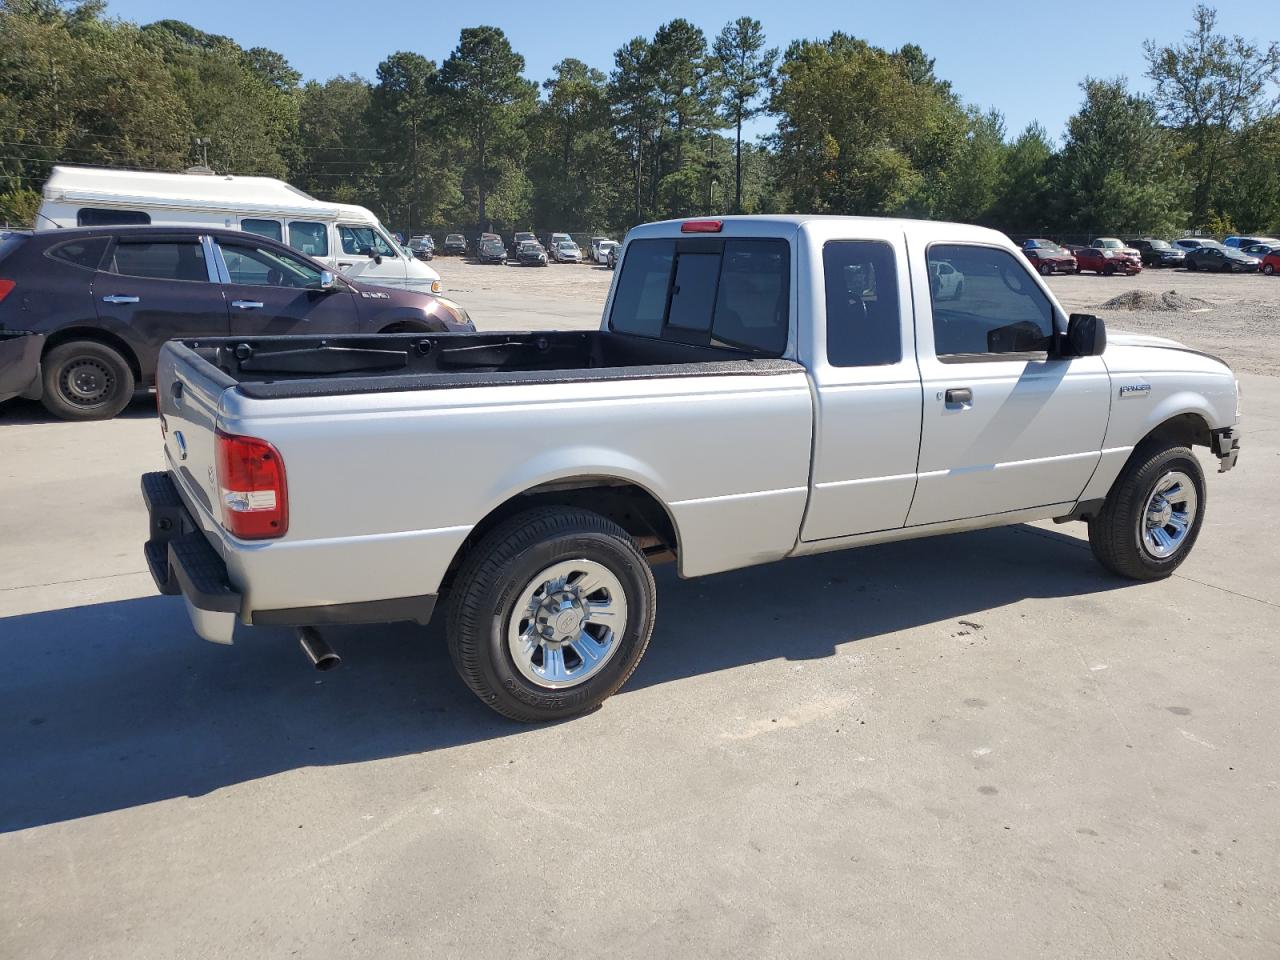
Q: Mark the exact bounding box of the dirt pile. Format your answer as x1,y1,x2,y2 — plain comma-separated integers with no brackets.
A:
1100,290,1213,312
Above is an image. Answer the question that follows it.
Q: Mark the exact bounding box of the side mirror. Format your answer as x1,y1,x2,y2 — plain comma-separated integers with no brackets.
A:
1065,313,1106,357
318,269,336,291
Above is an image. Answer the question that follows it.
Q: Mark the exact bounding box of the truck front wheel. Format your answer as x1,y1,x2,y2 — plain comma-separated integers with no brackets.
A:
445,507,657,722
1088,444,1206,580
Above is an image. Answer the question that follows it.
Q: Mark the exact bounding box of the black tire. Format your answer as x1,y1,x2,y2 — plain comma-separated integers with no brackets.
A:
445,507,657,722
1186,260,1197,271
1039,262,1053,276
1088,444,1206,581
40,340,135,421
1264,263,1274,276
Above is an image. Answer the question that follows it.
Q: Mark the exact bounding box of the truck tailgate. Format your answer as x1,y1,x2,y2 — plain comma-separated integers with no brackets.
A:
156,341,231,529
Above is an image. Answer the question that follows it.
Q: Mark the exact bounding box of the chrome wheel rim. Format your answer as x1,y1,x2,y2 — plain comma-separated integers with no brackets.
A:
60,358,114,406
507,559,627,689
1139,471,1197,559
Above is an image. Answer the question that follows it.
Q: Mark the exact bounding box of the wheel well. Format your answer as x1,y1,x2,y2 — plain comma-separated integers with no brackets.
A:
378,320,430,334
1138,413,1212,453
43,327,142,382
438,479,680,593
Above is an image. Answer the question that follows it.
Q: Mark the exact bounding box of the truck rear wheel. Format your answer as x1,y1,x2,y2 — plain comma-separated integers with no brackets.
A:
445,507,657,722
1088,444,1206,580
40,340,135,421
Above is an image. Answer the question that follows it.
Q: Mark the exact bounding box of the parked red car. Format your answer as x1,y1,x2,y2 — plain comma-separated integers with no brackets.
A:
1019,238,1077,275
1263,250,1280,276
1073,237,1143,276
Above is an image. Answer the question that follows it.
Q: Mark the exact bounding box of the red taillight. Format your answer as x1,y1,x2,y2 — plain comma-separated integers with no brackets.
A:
0,279,15,302
681,219,723,233
214,429,288,539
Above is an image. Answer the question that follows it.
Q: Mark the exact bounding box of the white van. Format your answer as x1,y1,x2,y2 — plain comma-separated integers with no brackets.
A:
37,165,441,293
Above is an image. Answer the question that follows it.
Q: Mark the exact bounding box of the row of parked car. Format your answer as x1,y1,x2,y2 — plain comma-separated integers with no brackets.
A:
404,231,620,268
1019,235,1280,276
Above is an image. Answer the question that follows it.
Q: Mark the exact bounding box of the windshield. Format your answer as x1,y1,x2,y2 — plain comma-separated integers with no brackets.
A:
1095,238,1123,249
514,233,534,242
558,241,577,250
1146,240,1171,250
339,224,399,258
520,242,541,252
446,234,464,243
1196,239,1225,249
1026,239,1060,250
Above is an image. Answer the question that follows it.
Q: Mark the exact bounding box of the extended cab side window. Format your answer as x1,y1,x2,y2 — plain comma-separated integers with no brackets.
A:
608,237,789,355
823,241,901,366
927,244,1054,358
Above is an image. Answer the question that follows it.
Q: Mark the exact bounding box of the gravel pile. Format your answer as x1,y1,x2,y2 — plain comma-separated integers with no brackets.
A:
1100,290,1213,312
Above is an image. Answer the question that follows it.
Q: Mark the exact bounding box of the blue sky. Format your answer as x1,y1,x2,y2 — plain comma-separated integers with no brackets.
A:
107,1,1266,144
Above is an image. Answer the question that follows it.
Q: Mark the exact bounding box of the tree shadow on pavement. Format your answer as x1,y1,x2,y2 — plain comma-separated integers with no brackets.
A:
0,522,1121,833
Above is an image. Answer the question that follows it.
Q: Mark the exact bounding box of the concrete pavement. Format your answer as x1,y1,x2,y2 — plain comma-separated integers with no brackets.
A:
1,359,1277,958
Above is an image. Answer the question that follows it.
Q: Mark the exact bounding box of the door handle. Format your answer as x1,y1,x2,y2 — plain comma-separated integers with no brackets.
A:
944,387,973,405
338,261,355,268
101,295,139,304
231,300,264,310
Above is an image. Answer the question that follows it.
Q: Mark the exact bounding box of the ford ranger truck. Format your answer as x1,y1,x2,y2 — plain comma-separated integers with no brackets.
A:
143,216,1242,722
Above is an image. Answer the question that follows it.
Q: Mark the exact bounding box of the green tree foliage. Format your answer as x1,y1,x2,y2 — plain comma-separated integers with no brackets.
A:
0,1,191,201
769,33,968,216
439,26,536,228
140,20,299,177
937,108,1007,224
1145,4,1280,228
366,53,450,232
295,75,376,207
990,122,1055,232
528,59,625,231
711,17,776,213
3,3,1279,238
1054,78,1185,235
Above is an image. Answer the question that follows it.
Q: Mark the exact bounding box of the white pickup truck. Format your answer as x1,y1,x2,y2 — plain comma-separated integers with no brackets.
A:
143,216,1241,722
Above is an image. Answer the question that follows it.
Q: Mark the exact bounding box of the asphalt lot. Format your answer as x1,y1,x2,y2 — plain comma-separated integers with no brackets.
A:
2,267,1278,959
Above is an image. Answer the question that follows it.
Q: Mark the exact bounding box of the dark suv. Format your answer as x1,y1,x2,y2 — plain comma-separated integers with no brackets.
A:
1125,238,1186,268
0,226,473,420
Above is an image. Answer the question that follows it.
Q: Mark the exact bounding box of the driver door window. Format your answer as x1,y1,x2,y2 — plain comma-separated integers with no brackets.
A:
218,242,324,288
928,245,1054,358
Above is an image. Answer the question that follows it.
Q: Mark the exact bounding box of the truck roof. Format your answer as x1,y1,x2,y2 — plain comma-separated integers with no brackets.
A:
628,214,1010,246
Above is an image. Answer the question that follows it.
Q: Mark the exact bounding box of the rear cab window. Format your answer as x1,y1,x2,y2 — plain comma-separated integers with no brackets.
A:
608,237,790,355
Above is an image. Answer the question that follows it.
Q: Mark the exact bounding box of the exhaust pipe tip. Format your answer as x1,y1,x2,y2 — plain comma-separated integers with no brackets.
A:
297,626,340,671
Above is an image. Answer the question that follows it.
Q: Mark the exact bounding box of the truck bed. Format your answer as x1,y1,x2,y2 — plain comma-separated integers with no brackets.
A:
174,331,800,400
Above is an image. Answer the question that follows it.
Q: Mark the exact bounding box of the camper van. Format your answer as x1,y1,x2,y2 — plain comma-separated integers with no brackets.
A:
37,166,442,294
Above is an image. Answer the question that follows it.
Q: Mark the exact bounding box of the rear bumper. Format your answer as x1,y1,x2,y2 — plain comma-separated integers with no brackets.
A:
142,471,437,643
